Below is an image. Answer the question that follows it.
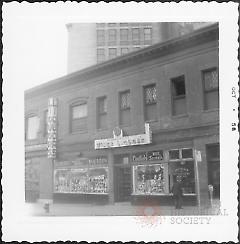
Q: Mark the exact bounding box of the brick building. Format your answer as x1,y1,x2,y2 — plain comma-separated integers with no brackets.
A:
66,22,212,73
25,23,219,207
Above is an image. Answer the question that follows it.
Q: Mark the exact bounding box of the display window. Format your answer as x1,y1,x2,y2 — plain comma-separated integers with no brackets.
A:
54,167,109,194
168,161,195,194
133,164,169,195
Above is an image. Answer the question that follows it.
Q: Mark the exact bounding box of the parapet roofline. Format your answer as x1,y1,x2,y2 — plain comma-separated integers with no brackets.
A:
25,23,218,98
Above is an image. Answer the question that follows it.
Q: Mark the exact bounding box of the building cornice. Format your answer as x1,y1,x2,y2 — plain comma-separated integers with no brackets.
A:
25,23,218,99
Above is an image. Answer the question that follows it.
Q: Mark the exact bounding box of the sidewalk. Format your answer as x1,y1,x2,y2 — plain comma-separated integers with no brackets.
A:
26,200,221,217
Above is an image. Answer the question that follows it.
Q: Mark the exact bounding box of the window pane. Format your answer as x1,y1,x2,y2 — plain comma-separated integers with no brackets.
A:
172,97,186,115
145,103,157,121
97,49,105,62
72,104,87,119
169,149,180,160
182,148,193,159
108,29,116,41
120,29,129,41
205,90,219,110
109,48,117,59
97,30,105,43
144,28,152,41
98,97,107,113
144,85,157,104
27,116,39,140
133,164,168,194
120,91,130,109
169,161,195,194
98,114,107,129
120,109,131,126
132,28,140,40
203,69,218,91
172,76,186,96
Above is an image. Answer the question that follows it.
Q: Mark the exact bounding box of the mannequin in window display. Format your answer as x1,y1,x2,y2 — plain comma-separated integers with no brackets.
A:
172,175,183,209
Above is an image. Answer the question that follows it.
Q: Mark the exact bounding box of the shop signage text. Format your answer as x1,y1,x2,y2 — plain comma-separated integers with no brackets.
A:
132,150,164,162
94,123,152,149
47,97,57,158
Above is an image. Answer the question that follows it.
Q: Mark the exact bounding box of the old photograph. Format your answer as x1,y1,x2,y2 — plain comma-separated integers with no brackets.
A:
2,2,238,242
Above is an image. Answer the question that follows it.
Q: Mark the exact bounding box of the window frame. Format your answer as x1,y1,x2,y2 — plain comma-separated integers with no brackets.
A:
143,27,152,42
70,102,88,134
143,84,157,122
96,29,105,45
119,90,131,126
120,29,129,41
108,29,117,42
96,96,107,130
108,48,117,59
171,75,187,116
97,48,105,63
25,114,40,141
202,67,219,111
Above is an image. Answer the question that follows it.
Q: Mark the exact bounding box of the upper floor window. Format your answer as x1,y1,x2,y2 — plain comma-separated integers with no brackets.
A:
144,84,157,121
97,30,105,44
109,48,117,59
26,115,40,140
132,28,140,40
171,76,187,116
120,29,129,41
97,96,107,130
108,29,117,42
70,103,87,133
43,110,48,137
97,48,105,63
202,68,219,110
121,48,129,55
96,23,105,28
144,28,152,41
119,90,131,126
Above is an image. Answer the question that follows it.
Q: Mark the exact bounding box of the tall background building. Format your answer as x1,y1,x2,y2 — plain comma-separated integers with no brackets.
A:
66,22,212,73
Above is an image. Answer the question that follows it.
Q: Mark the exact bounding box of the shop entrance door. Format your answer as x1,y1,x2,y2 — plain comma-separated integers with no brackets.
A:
114,166,132,202
206,143,220,199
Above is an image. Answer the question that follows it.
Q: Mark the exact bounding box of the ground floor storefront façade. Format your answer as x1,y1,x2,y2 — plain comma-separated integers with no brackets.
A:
25,126,220,207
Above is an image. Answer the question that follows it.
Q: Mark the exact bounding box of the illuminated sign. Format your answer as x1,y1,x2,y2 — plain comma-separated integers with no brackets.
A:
47,98,57,158
94,123,152,149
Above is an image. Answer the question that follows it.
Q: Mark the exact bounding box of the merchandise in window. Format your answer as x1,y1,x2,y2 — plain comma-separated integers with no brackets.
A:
54,167,109,194
133,164,168,195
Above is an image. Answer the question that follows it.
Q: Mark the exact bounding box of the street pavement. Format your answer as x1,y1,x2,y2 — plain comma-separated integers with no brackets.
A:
25,200,221,217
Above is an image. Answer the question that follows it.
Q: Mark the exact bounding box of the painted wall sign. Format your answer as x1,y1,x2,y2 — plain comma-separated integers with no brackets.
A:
132,150,163,162
94,123,152,149
47,98,57,158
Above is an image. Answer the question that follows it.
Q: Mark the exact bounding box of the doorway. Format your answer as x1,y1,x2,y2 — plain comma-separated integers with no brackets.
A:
206,143,220,199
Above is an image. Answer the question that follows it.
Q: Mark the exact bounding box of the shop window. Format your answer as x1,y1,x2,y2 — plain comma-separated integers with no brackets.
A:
121,48,129,55
182,148,193,159
119,90,131,126
203,68,219,110
70,103,87,133
54,167,109,194
97,48,105,63
133,164,168,195
169,149,180,160
169,161,195,194
171,75,187,116
26,115,40,140
108,48,117,59
120,29,129,42
108,29,117,43
143,84,157,121
97,29,105,45
144,28,152,43
97,96,107,130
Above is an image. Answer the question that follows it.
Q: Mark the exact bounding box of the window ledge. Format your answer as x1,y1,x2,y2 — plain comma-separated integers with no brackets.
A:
145,119,158,123
202,108,219,113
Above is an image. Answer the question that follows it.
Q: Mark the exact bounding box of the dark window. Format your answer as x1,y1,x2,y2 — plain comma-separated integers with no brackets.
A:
144,84,157,121
119,90,131,126
182,148,193,159
171,76,187,116
120,29,129,41
97,30,105,45
97,48,105,63
97,96,107,130
108,29,117,42
70,103,87,133
203,68,219,110
26,115,39,140
169,149,180,160
109,48,117,59
121,48,129,55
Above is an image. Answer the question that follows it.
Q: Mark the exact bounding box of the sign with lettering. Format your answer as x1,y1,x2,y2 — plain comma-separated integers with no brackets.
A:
94,123,152,149
132,150,163,162
47,98,57,158
89,157,108,165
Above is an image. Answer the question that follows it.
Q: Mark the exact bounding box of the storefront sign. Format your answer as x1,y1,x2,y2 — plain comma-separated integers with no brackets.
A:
132,150,163,162
94,123,152,149
89,157,108,165
47,98,57,158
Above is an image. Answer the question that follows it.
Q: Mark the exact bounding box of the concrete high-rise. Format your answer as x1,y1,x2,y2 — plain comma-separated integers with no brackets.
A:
66,22,212,73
